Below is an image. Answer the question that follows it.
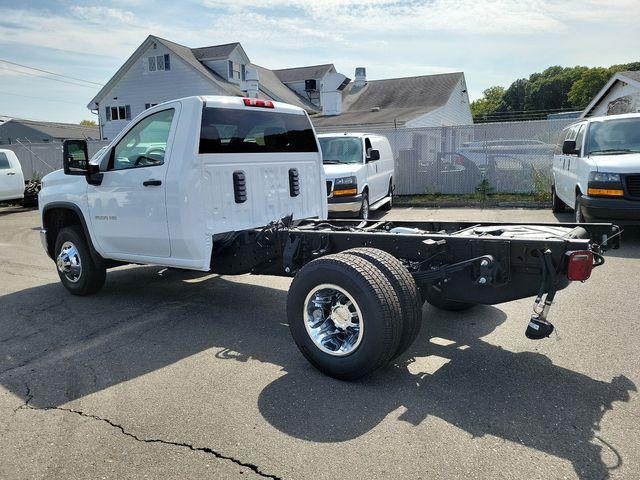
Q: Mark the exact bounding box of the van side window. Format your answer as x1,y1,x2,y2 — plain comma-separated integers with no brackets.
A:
574,124,586,154
111,108,175,170
364,138,373,156
0,152,10,169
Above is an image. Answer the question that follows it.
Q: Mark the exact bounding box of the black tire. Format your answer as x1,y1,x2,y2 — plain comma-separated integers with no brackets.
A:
358,191,369,220
575,193,585,223
287,253,402,380
341,248,421,359
54,226,106,296
551,185,565,213
422,284,475,311
380,179,393,211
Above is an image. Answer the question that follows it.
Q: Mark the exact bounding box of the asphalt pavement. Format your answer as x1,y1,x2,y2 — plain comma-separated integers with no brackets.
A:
1,205,638,479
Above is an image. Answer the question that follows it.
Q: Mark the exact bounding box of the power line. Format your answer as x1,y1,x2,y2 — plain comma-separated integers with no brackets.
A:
0,91,81,105
0,58,104,86
0,64,99,89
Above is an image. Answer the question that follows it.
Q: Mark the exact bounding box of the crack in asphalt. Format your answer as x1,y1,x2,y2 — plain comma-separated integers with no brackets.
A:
15,385,281,480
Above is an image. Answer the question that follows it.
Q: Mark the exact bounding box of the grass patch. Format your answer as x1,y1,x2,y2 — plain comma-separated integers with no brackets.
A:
397,192,549,204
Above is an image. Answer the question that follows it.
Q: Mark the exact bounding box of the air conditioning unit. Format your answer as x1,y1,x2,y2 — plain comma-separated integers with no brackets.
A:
305,79,317,91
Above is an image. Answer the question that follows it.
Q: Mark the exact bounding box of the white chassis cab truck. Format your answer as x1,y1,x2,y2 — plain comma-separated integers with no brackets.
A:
39,96,619,380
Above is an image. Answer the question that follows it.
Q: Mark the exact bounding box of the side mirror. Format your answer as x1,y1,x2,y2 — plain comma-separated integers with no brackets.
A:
63,139,89,175
562,139,578,155
367,149,380,161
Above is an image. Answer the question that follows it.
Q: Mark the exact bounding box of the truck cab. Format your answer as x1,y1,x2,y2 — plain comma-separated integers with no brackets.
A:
40,95,326,277
0,149,25,202
319,133,394,219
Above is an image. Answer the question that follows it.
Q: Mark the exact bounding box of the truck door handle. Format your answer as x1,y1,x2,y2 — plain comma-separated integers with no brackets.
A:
6,172,16,175
143,179,162,186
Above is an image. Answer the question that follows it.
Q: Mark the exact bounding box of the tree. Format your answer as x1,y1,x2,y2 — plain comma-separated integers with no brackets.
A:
567,67,611,108
79,119,97,126
471,86,505,120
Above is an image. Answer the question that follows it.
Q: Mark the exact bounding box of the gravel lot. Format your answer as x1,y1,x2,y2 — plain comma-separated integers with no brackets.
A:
1,206,638,479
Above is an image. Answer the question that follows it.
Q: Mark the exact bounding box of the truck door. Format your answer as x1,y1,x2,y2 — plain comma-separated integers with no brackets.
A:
364,137,383,201
87,107,178,258
556,125,577,205
0,150,25,201
567,123,586,206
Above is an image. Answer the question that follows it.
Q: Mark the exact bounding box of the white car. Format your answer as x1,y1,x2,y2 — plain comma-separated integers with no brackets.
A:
0,149,25,202
319,133,394,219
552,113,640,223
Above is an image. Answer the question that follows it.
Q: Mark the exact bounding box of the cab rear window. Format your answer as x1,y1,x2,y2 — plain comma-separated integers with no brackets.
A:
199,107,318,154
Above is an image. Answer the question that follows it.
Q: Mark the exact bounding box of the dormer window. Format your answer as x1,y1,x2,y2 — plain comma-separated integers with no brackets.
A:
228,60,242,80
148,54,171,72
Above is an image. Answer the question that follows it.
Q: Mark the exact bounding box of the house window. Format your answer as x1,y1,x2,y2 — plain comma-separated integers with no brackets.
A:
148,54,170,72
145,103,158,110
228,60,241,80
106,104,131,121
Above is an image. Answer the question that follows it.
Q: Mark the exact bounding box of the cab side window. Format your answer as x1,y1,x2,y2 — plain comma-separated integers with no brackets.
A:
111,109,175,170
554,128,569,155
364,138,373,159
0,152,11,169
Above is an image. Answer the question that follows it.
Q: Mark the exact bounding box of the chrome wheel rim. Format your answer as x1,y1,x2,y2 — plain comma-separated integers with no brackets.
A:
303,284,364,356
57,241,82,283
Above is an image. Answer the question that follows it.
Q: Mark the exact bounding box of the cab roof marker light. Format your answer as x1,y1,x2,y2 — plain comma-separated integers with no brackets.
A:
243,98,274,108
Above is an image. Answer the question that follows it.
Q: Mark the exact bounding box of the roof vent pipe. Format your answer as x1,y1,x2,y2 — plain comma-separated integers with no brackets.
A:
354,67,367,87
242,68,259,98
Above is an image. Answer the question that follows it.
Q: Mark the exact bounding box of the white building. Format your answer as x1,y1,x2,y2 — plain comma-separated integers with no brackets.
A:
88,35,472,139
581,71,640,118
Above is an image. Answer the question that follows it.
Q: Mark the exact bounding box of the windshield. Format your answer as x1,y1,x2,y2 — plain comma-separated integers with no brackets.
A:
319,137,363,164
587,118,640,155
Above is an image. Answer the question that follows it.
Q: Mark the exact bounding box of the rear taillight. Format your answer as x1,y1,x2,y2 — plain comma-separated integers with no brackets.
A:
243,98,274,108
566,250,594,281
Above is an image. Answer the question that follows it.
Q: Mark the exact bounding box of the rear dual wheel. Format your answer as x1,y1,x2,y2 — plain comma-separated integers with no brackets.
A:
287,248,421,380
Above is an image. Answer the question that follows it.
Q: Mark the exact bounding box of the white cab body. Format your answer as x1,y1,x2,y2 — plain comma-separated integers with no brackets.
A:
39,96,327,270
0,149,25,202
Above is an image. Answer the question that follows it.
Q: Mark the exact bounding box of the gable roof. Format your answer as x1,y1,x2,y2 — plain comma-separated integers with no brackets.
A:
0,118,100,140
311,72,464,127
87,35,243,109
250,64,319,112
581,70,640,118
192,42,242,60
273,64,335,83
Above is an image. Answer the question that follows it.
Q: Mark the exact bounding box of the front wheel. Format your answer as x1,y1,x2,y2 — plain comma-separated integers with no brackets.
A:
358,191,370,220
575,193,585,223
551,185,565,213
287,253,403,380
54,226,106,296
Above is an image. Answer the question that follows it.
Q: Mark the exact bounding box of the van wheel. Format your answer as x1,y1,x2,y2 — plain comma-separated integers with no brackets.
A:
54,226,106,296
551,185,565,213
380,179,393,211
422,284,475,311
358,192,369,220
287,253,402,380
575,194,585,223
341,248,421,359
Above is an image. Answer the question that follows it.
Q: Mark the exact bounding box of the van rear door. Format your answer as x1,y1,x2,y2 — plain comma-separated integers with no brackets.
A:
199,101,326,232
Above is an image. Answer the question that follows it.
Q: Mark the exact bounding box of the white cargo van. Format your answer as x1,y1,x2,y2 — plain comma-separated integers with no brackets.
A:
0,149,25,202
319,133,394,219
552,113,640,223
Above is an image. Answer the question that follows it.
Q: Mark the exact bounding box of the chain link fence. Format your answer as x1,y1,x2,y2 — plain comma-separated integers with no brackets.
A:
2,141,109,181
315,119,574,196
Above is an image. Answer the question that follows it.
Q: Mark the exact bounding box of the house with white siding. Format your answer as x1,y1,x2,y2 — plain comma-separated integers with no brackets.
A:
581,71,640,118
88,35,472,139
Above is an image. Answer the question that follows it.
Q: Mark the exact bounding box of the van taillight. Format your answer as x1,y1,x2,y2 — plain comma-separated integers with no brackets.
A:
243,98,274,108
566,250,594,281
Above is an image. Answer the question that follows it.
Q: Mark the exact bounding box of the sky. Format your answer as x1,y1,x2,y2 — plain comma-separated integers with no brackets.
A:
0,0,638,124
